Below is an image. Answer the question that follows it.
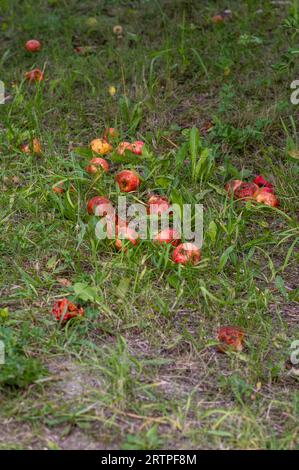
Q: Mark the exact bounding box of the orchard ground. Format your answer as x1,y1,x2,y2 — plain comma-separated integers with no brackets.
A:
0,0,298,450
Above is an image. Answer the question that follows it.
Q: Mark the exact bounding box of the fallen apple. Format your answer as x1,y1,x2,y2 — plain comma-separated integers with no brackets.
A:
25,68,44,83
172,242,201,265
147,194,171,215
116,141,133,155
87,196,113,215
234,182,258,200
115,170,141,193
130,140,144,155
90,138,112,155
254,188,279,207
25,39,41,52
86,157,109,174
52,298,84,322
154,228,180,246
217,326,245,353
253,175,273,190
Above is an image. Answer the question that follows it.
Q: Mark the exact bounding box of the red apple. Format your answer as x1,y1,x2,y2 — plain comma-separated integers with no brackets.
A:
25,68,44,83
25,39,41,52
52,298,84,322
234,182,258,200
217,326,245,353
130,140,144,155
254,188,279,207
154,228,180,246
253,175,273,190
86,157,109,174
87,196,113,215
147,194,171,215
172,242,201,265
115,170,141,192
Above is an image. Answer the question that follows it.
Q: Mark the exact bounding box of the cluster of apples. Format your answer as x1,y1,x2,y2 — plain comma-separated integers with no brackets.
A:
225,175,279,207
83,128,202,265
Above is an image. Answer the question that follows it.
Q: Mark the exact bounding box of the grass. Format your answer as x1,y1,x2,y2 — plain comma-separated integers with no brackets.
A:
0,0,298,450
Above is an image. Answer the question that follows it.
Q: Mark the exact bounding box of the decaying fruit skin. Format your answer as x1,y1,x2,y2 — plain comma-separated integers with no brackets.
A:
225,179,243,196
25,68,44,82
217,326,245,353
253,175,273,190
154,228,180,246
20,138,42,155
90,138,112,155
115,170,141,193
172,242,201,265
254,188,279,207
25,39,41,52
52,298,84,322
234,182,258,200
147,195,171,215
87,196,113,215
86,157,109,174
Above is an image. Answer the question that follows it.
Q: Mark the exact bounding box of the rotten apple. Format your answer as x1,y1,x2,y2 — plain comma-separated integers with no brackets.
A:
217,326,245,353
86,157,109,174
172,242,201,265
254,188,279,207
52,298,84,322
25,68,44,83
115,170,141,193
90,138,112,155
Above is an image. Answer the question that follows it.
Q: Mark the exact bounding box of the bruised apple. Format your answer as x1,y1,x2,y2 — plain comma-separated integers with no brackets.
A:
86,157,109,174
254,188,279,207
115,170,141,192
217,326,245,353
172,243,201,265
130,140,144,155
90,138,112,155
